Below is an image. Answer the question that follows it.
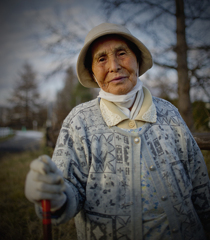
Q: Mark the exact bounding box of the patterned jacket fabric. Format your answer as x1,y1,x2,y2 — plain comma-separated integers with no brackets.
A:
39,96,210,240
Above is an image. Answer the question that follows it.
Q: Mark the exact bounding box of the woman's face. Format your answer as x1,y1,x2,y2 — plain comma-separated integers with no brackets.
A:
91,35,138,95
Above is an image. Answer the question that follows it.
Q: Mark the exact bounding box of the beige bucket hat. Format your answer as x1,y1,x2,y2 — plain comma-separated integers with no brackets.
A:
76,23,153,88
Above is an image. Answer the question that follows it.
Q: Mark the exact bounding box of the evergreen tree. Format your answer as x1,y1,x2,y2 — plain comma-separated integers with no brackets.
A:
8,63,44,129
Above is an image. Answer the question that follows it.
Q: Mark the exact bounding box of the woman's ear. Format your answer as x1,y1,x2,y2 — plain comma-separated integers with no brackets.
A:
92,74,98,83
136,62,139,77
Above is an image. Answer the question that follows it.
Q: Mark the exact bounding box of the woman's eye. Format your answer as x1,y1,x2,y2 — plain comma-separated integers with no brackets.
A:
99,57,105,62
119,51,126,56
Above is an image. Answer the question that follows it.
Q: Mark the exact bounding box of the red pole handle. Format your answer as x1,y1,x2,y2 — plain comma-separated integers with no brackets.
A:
42,200,52,240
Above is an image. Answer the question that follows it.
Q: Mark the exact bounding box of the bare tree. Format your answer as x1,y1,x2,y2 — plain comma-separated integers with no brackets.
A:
38,11,95,79
101,0,210,130
53,67,78,129
35,1,209,130
47,66,94,147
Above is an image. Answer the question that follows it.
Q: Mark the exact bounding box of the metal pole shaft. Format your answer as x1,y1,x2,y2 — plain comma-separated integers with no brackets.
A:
42,200,52,240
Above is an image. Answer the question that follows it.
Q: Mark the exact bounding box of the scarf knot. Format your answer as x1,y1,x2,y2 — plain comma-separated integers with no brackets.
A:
98,79,144,119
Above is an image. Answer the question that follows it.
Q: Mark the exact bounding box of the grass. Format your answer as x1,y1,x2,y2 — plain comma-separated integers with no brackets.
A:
0,141,209,240
0,133,15,143
0,145,77,240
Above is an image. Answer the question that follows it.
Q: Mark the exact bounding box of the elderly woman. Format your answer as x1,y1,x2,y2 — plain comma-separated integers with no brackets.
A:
25,23,210,240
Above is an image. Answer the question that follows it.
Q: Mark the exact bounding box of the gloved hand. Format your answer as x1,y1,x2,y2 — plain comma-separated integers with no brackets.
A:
25,155,66,211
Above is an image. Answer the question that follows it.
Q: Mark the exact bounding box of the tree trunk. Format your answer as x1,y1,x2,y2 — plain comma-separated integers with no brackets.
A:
175,0,194,130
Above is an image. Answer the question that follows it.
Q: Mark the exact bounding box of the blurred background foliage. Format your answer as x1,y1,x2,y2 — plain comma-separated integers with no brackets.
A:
0,0,209,146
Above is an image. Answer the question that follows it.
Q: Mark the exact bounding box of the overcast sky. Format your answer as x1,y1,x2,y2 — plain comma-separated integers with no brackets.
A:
0,0,106,107
1,0,209,107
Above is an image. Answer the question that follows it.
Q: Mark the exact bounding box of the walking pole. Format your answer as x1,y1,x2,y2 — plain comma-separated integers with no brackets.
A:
42,200,52,240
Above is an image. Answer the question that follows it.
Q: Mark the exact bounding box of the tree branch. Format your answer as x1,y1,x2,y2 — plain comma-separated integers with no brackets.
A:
139,0,175,16
188,45,210,51
153,60,177,70
102,0,175,18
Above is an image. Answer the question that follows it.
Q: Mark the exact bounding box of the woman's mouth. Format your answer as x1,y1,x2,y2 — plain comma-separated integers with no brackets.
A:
110,76,126,83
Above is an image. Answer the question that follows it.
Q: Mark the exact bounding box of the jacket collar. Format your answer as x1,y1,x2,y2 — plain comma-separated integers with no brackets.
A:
100,86,157,127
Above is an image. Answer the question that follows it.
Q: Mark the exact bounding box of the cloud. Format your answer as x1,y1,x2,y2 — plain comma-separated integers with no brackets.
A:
0,0,106,106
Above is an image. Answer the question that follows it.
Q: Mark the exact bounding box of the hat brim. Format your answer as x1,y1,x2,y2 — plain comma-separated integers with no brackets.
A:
76,27,153,88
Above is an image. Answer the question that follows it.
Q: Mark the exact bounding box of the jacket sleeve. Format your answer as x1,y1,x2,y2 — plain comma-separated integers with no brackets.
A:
36,110,90,225
187,130,210,232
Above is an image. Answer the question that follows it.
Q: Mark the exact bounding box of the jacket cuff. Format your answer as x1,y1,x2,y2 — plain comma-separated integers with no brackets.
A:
35,182,78,225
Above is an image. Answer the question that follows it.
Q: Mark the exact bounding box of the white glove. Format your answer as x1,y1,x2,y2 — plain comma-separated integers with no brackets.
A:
25,155,66,211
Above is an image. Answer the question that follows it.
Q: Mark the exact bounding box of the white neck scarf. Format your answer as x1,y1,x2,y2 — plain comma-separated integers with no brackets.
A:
98,79,144,119
117,89,144,119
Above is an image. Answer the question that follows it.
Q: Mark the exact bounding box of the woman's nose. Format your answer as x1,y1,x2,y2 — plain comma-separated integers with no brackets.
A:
109,57,121,72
